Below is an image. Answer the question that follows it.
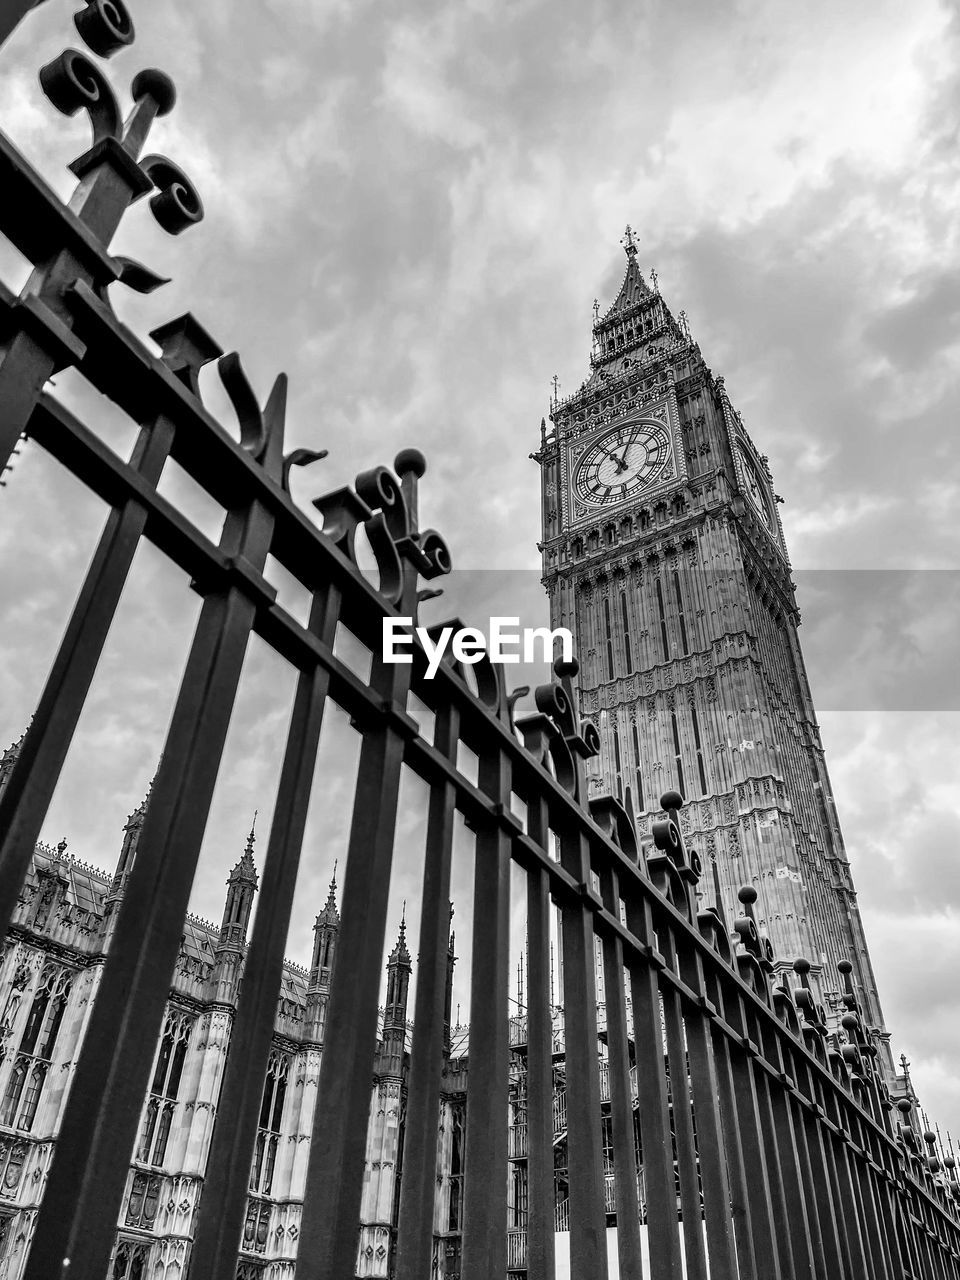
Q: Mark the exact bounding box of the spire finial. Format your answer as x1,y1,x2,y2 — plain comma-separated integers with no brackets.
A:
621,224,637,257
246,810,257,851
399,899,406,942
592,297,600,324
650,265,659,293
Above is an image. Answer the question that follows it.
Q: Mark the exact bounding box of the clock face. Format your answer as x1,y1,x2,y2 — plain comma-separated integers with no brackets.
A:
741,450,771,526
572,420,671,507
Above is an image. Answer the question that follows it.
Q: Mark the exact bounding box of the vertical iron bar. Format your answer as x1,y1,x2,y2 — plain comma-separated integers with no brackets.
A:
188,582,340,1280
597,863,644,1280
783,1043,837,1279
460,751,512,1280
675,941,739,1280
659,929,707,1280
394,697,460,1280
626,895,683,1279
705,979,758,1275
23,494,276,1280
753,1013,815,1280
525,797,556,1280
716,972,783,1280
848,1117,891,1280
0,414,175,939
558,832,608,1278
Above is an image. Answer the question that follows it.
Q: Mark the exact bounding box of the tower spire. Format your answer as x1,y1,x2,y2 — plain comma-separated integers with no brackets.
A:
307,862,340,1042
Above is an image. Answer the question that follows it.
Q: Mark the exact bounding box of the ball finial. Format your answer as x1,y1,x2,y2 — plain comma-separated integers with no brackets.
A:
738,885,757,905
131,69,177,116
660,789,683,812
394,448,426,479
837,959,853,975
793,956,811,975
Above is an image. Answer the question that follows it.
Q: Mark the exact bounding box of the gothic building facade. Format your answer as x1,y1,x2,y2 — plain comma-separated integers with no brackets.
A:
0,740,466,1280
536,229,887,1039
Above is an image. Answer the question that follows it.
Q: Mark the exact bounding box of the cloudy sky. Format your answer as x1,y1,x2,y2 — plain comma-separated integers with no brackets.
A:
3,0,960,1134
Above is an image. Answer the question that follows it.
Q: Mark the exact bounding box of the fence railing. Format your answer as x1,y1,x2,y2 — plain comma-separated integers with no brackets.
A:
1,5,959,1280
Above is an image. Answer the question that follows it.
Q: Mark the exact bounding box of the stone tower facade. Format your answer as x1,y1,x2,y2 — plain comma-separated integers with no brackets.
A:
535,229,886,1037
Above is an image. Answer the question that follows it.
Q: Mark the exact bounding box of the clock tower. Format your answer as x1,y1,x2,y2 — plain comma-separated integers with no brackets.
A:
536,228,887,1039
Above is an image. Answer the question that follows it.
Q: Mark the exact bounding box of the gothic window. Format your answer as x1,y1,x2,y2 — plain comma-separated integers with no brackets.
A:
672,572,689,654
448,1106,465,1232
137,1011,191,1166
0,964,71,1131
236,1263,266,1280
691,705,708,797
0,1062,26,1129
16,1065,45,1131
639,509,650,531
632,723,644,813
602,597,614,679
612,730,623,802
241,1198,272,1255
250,1050,288,1196
125,1171,161,1230
655,579,670,660
20,965,71,1060
620,592,633,674
112,1238,149,1280
0,1138,25,1196
0,1212,11,1265
671,712,686,799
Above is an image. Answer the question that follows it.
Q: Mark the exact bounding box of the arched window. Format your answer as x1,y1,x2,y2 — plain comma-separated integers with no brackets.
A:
112,1238,149,1280
17,1064,46,1131
126,1171,161,1230
0,1061,26,1128
137,1011,191,1166
250,1051,288,1195
0,965,71,1131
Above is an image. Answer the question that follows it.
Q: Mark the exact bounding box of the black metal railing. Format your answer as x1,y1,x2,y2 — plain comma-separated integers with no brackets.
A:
1,5,959,1280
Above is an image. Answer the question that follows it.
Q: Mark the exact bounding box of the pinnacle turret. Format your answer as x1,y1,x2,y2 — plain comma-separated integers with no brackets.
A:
388,903,411,967
315,861,339,930
228,813,259,889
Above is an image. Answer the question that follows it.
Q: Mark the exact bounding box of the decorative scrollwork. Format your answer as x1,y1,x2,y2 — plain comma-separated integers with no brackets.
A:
282,448,329,494
39,49,121,143
139,154,203,235
517,658,598,806
313,451,451,608
73,0,134,57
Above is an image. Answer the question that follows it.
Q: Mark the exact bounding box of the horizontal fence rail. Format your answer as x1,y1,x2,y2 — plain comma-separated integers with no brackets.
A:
0,6,959,1280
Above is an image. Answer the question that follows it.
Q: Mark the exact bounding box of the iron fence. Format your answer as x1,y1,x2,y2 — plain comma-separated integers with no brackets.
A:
0,4,959,1279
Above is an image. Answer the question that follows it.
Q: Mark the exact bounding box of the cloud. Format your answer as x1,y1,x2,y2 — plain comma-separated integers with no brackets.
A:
3,0,960,1136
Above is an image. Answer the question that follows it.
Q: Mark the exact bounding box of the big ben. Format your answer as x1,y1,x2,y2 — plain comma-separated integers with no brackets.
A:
536,227,888,1043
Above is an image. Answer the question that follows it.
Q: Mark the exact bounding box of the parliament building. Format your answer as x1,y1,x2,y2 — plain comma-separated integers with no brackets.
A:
0,236,909,1279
